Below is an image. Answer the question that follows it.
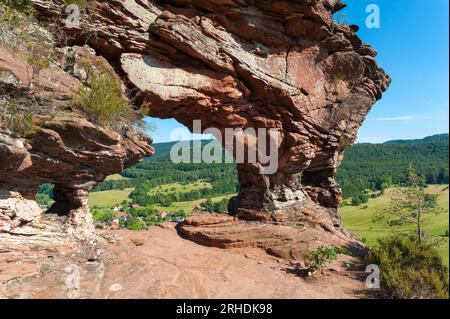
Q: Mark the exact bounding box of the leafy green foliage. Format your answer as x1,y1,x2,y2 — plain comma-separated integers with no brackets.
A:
1,1,56,91
201,198,229,213
373,164,443,243
0,0,32,13
367,236,449,299
351,193,369,206
35,193,51,208
338,135,449,198
126,216,147,231
0,99,37,138
92,210,115,223
307,246,343,273
113,141,238,206
67,0,90,7
74,66,133,128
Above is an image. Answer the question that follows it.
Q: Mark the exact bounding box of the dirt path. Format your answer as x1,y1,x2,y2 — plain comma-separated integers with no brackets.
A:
1,221,373,299
97,224,371,299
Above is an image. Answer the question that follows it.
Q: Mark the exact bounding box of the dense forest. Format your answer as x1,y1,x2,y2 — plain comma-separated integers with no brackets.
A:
37,134,449,203
338,134,449,197
93,141,239,206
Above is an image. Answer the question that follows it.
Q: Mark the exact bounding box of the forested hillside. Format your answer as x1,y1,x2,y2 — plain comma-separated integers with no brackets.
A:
92,140,238,206
338,134,449,197
37,134,448,204
92,134,449,199
383,133,448,145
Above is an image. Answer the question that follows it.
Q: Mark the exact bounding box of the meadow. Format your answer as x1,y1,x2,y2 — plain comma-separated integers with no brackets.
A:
147,181,212,195
88,176,449,266
340,184,449,265
88,188,134,208
88,180,234,213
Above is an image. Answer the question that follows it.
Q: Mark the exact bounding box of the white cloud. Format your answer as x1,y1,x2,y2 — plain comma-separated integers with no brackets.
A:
373,115,432,121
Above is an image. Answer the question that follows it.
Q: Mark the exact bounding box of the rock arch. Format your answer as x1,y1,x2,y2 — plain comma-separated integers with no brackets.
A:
1,0,390,257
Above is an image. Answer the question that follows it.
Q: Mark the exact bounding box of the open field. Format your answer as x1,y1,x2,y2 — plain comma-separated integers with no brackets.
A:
340,184,449,265
145,194,236,213
147,181,212,195
88,188,134,208
88,180,232,213
105,174,129,181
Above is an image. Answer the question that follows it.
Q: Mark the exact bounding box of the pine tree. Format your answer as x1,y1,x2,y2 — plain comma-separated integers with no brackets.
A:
373,164,443,244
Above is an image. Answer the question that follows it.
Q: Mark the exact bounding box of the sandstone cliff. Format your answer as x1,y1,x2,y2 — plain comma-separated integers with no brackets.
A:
0,0,390,259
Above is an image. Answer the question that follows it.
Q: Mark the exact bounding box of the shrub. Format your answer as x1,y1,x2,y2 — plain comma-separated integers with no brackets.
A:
351,196,361,206
307,246,343,273
335,12,351,26
35,193,51,208
0,98,38,138
1,3,55,85
127,217,147,231
1,0,33,13
367,236,449,299
74,65,133,128
92,210,115,223
67,0,91,9
201,198,229,213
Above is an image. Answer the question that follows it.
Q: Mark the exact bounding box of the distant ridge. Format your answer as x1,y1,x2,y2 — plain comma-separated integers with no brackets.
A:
151,134,449,154
147,140,213,161
383,133,449,145
147,134,449,198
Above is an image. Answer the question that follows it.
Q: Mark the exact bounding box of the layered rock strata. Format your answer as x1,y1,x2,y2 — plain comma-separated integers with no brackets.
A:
0,43,153,258
1,0,390,258
30,0,390,218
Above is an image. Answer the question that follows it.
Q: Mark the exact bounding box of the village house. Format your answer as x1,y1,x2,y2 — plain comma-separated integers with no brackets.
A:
157,211,168,219
115,212,127,221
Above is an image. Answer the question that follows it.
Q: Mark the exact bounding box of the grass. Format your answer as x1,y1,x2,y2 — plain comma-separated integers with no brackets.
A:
88,188,134,208
105,174,128,181
340,185,449,265
147,194,236,213
147,181,212,195
87,180,234,214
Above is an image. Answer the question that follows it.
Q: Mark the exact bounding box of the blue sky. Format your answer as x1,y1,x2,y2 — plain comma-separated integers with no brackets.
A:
146,0,449,144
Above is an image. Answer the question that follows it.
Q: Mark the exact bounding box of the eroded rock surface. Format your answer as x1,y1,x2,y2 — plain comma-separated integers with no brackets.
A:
0,42,153,257
1,0,390,264
30,0,390,217
1,223,372,299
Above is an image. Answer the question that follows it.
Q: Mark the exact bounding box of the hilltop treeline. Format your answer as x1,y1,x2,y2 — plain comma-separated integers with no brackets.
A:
338,136,449,197
39,135,449,202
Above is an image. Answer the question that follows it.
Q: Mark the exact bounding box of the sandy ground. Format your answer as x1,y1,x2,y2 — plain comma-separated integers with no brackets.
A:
0,220,374,299
97,224,371,299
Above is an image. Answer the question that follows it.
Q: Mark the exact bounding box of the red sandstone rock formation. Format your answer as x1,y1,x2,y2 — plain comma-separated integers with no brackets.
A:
0,43,153,258
30,0,390,214
1,0,390,256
